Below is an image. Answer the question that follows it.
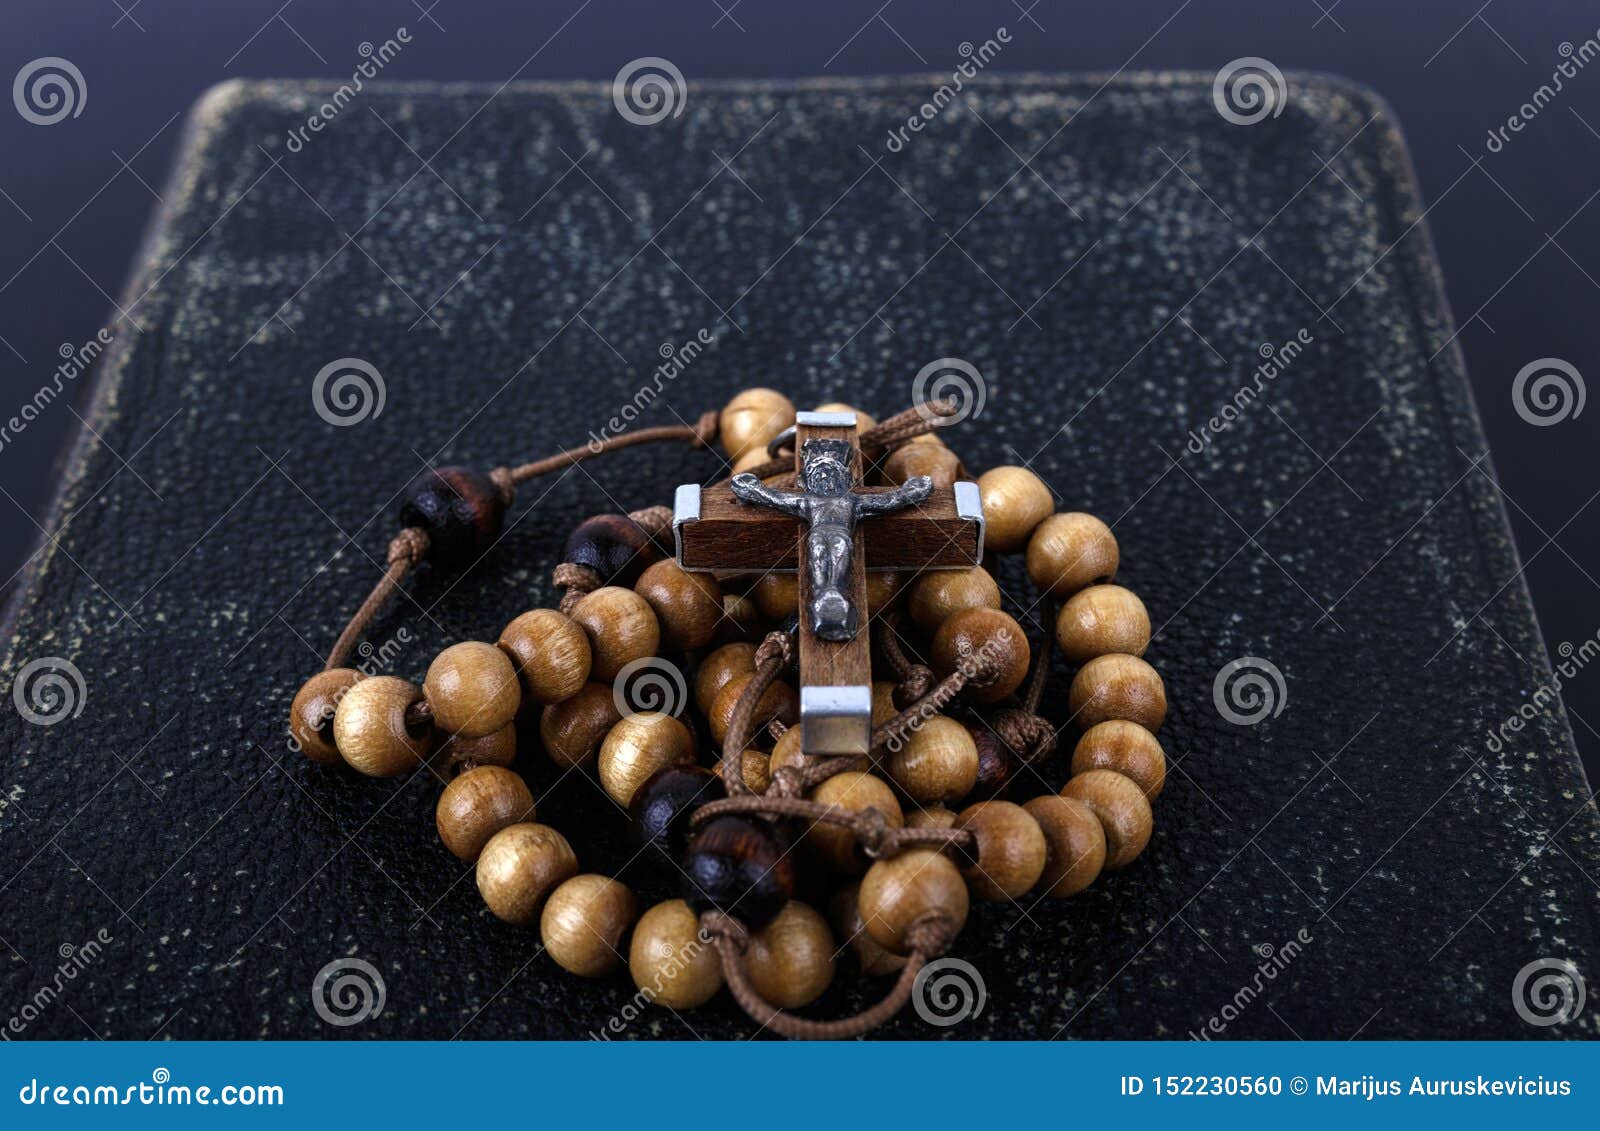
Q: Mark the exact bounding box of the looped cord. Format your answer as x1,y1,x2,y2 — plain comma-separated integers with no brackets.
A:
991,707,1057,764
487,467,516,507
691,410,720,448
553,562,603,615
324,528,432,670
719,628,798,795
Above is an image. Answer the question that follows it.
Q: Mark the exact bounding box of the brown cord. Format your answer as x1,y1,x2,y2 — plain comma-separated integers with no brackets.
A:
712,398,963,488
718,629,796,794
501,412,718,483
553,562,603,615
870,655,997,754
689,793,971,858
324,528,431,670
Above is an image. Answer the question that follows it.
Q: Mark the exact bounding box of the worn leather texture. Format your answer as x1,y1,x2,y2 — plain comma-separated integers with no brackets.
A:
1,75,1595,1040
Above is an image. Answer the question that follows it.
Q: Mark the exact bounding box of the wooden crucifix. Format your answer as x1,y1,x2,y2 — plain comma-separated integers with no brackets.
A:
673,411,984,756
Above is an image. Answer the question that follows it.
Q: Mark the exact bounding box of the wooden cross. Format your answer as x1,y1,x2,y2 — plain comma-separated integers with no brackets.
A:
673,411,984,756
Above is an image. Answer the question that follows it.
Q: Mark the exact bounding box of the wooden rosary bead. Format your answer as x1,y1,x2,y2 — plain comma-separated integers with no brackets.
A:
871,680,899,727
741,749,772,793
681,815,794,928
720,387,796,461
768,725,808,776
865,572,903,615
1072,720,1166,800
290,667,362,765
435,765,535,862
885,715,978,804
630,765,725,867
635,560,724,652
805,772,903,874
331,676,433,777
538,682,622,769
881,442,961,492
968,720,1016,797
630,899,724,1008
1023,795,1107,897
715,592,764,643
424,641,521,739
904,805,957,830
438,723,517,770
1026,512,1119,598
976,465,1054,553
497,608,591,705
907,566,1001,635
731,447,772,475
930,607,1030,704
828,882,907,976
563,513,662,588
570,586,661,682
708,672,798,746
598,712,696,807
1055,584,1150,664
1061,770,1153,869
397,466,506,567
814,402,878,431
1068,654,1167,732
694,642,757,715
540,874,638,978
751,573,798,620
954,801,1047,901
743,900,836,1009
857,848,969,956
475,822,578,926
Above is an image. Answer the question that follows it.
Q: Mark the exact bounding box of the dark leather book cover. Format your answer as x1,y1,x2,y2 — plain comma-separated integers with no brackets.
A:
1,75,1594,1039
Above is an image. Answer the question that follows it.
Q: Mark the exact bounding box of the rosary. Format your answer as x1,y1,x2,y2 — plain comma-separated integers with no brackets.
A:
287,390,1168,1038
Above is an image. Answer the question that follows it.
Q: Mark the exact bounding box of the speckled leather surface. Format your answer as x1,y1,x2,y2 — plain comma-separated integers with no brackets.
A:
1,74,1595,1040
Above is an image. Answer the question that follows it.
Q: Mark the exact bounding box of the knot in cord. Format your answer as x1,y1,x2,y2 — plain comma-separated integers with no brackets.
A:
387,527,431,568
699,910,749,952
895,664,935,707
853,806,893,858
755,629,795,671
905,913,958,958
991,708,1057,763
767,765,806,799
487,467,516,507
553,562,602,614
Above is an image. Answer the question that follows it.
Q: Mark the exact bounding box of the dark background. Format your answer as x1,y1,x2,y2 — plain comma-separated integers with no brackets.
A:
1,0,1596,781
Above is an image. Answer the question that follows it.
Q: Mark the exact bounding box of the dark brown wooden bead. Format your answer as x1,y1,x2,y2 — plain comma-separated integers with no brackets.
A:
435,765,535,861
708,672,799,746
564,513,663,588
635,559,724,652
967,719,1016,797
397,466,506,567
714,592,765,644
290,668,362,764
681,815,794,928
694,642,757,716
930,607,1030,704
1072,720,1166,799
438,724,517,770
538,682,622,769
631,765,726,868
1067,654,1167,732
751,574,799,621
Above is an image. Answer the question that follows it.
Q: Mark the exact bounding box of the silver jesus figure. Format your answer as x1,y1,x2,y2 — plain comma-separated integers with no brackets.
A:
731,439,933,642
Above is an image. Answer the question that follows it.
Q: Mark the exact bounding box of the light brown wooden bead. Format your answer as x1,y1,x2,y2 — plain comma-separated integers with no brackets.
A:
904,804,958,830
907,567,1001,635
424,641,522,739
1072,720,1166,799
1026,512,1119,598
954,801,1047,900
438,723,517,770
731,447,772,475
805,772,903,873
714,592,764,644
290,668,362,764
882,442,960,491
977,466,1053,553
751,573,798,621
630,898,723,1008
475,822,578,925
1061,769,1153,869
930,607,1030,704
694,642,757,716
332,676,432,777
740,749,772,793
743,900,835,1009
540,874,638,978
769,725,809,777
813,402,878,431
857,848,969,956
1023,795,1107,897
828,882,907,976
497,608,591,705
436,765,535,861
720,387,796,461
598,713,696,807
538,682,621,769
1068,653,1167,732
865,572,902,615
1055,584,1150,664
635,560,724,652
871,681,899,727
708,672,799,747
570,586,661,682
885,715,978,804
